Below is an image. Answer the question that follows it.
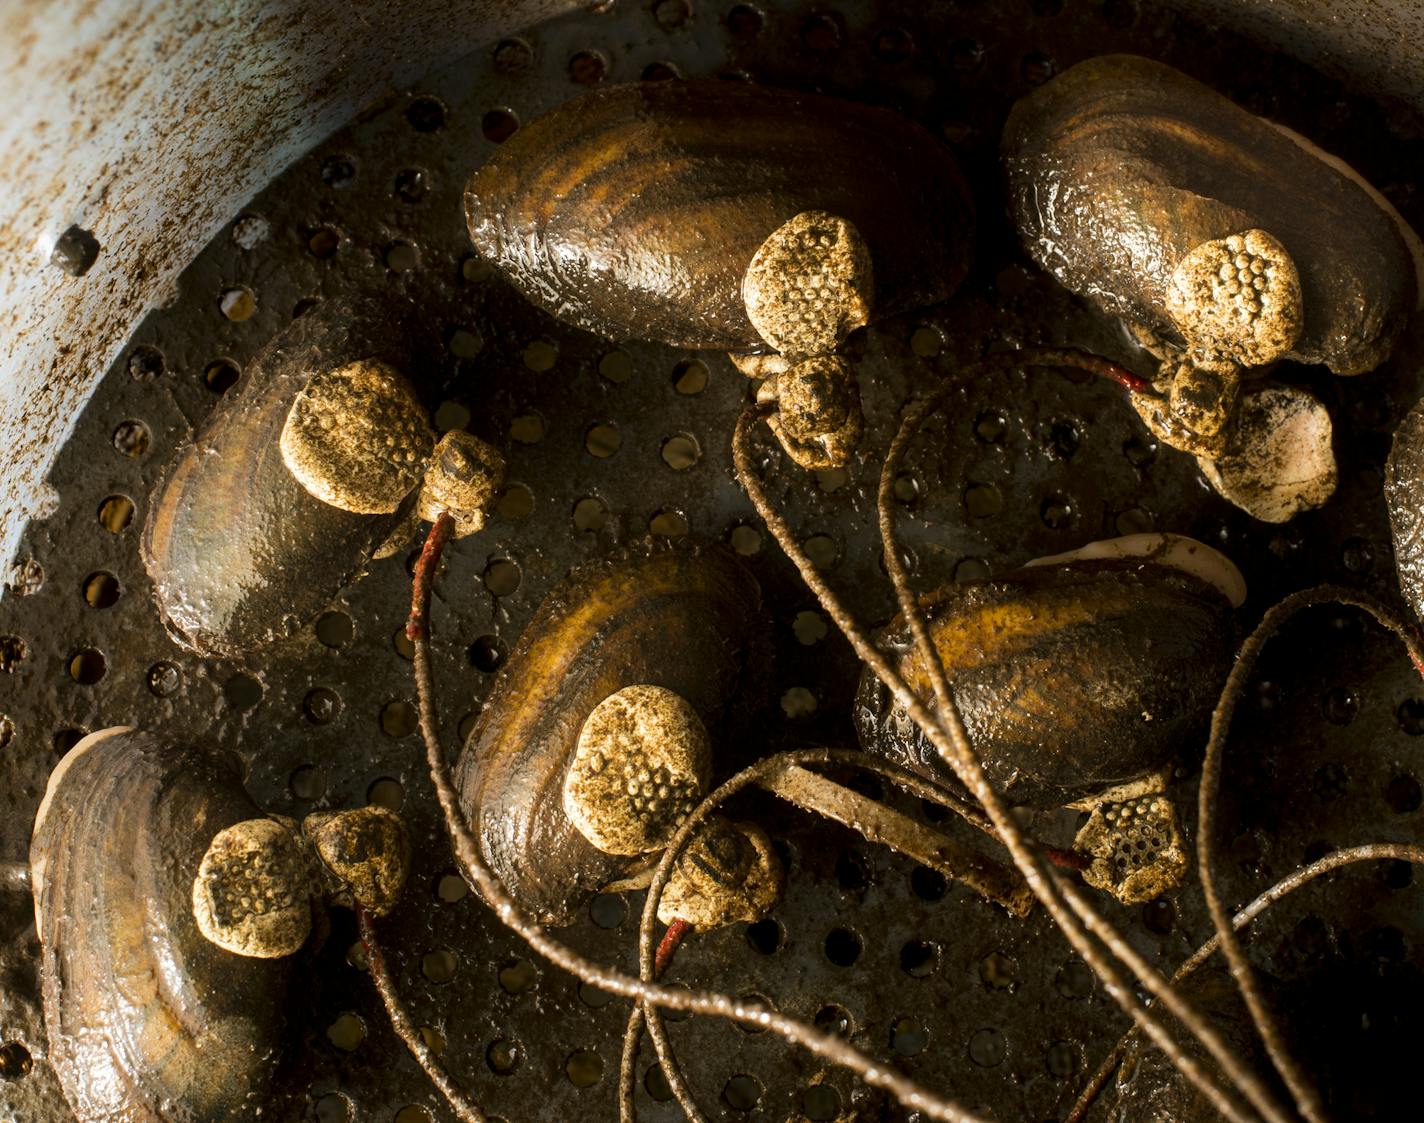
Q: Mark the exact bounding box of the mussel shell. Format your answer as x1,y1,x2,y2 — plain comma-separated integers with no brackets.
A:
465,80,973,350
1385,396,1424,624
1003,54,1415,376
142,299,425,657
854,559,1234,808
30,728,292,1122
456,539,765,925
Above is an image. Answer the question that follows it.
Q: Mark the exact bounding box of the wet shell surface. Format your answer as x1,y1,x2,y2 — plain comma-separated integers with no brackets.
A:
1385,396,1424,624
30,728,293,1122
465,80,973,350
854,549,1236,809
1003,54,1417,376
141,299,425,657
456,540,765,925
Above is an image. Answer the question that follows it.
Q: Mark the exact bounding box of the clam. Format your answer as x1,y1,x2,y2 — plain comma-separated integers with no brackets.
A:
30,727,410,1122
465,80,971,352
1003,54,1420,518
854,534,1242,810
142,299,503,657
456,539,765,925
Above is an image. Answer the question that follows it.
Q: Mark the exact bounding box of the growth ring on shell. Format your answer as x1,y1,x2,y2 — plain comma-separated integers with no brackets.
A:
563,684,713,857
192,817,312,959
280,358,435,515
743,211,873,358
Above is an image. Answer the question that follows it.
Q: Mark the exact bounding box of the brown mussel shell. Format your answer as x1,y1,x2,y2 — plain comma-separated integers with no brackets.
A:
456,539,765,925
1003,54,1416,376
854,558,1235,809
465,80,973,350
1386,397,1424,625
30,728,293,1122
141,299,426,657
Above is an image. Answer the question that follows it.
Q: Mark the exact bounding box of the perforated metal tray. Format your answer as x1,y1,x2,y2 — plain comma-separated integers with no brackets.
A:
3,2,1424,1121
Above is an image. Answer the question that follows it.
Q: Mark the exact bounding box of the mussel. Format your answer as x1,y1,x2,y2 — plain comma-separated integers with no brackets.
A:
1003,54,1420,519
854,534,1242,810
465,80,972,352
456,539,766,925
1004,54,1417,379
142,299,503,657
465,80,972,469
30,727,409,1122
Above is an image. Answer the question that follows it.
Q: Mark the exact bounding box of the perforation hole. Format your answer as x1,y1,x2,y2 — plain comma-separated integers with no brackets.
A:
326,1014,365,1052
204,359,241,394
599,350,633,383
824,927,862,966
220,287,257,321
304,688,340,724
482,108,519,143
368,777,404,809
469,634,507,673
723,1075,763,1111
98,495,134,533
316,611,354,648
573,497,607,531
421,949,458,984
644,1065,673,1102
486,1038,523,1075
729,524,762,555
82,572,119,609
380,702,417,738
0,1043,30,1081
673,359,709,394
649,509,687,537
568,51,606,85
68,649,106,685
969,1027,1006,1067
483,559,521,597
745,918,781,955
803,1084,841,1121
112,420,150,458
590,893,626,929
586,423,622,458
661,434,700,470
891,1017,928,1056
565,1050,603,1088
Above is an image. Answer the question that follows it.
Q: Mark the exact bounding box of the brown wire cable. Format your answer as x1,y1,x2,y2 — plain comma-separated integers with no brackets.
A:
1197,587,1424,1123
1065,843,1424,1123
356,903,487,1123
407,513,993,1123
735,404,1279,1123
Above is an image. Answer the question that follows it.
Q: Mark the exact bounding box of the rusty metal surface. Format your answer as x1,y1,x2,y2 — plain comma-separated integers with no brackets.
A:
2,2,1424,1122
